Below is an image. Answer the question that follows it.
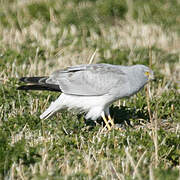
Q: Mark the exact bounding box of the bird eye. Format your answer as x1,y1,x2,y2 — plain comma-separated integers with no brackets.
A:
145,71,150,76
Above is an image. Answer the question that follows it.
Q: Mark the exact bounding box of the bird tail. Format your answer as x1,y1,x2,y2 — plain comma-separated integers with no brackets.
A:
17,77,61,92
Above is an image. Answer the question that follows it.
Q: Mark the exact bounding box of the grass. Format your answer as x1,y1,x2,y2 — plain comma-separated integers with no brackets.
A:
0,0,180,179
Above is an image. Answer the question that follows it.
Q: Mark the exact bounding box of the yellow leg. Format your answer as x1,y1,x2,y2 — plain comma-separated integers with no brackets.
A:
108,114,114,127
101,113,111,130
105,107,114,127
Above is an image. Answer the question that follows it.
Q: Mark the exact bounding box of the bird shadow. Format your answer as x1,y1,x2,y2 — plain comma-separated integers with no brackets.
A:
83,105,149,129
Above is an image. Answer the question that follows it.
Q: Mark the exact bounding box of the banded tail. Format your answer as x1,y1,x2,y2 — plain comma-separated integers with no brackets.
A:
17,76,61,92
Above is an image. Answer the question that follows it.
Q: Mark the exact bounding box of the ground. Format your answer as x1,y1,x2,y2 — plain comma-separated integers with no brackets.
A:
0,0,180,179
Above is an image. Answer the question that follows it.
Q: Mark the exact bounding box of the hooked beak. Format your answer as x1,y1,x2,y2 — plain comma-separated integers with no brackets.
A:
149,71,155,81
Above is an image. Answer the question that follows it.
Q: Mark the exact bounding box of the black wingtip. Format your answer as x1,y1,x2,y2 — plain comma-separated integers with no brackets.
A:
17,85,61,92
19,76,48,83
17,85,31,91
19,77,26,82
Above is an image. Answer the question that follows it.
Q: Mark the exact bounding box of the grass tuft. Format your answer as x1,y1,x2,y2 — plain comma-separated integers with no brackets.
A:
0,0,179,179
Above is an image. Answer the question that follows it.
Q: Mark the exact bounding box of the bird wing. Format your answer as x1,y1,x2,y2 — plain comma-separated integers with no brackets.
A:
46,64,127,96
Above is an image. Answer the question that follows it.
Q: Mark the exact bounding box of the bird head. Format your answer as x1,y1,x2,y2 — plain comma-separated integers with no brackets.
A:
133,65,154,83
143,67,154,81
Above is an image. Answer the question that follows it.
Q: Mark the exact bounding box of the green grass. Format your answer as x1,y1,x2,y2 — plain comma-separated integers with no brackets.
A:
0,0,179,179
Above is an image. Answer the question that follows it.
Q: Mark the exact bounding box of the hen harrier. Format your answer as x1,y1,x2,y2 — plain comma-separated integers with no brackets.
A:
18,63,154,130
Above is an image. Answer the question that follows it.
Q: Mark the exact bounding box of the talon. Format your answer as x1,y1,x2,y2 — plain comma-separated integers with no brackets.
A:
114,124,124,131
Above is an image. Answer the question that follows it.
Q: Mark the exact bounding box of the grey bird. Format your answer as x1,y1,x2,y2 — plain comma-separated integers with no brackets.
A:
18,63,154,130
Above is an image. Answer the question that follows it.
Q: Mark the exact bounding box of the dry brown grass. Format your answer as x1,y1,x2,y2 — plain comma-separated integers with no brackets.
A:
0,0,179,179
